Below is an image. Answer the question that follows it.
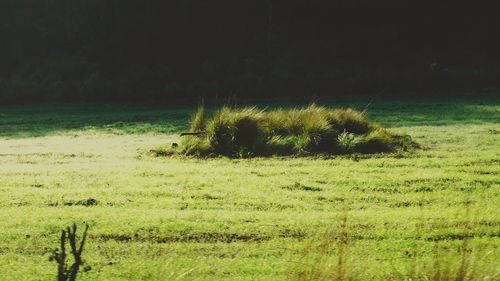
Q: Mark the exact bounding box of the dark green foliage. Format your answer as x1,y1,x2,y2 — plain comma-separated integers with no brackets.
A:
336,131,360,154
1,1,499,102
163,105,417,157
49,224,90,281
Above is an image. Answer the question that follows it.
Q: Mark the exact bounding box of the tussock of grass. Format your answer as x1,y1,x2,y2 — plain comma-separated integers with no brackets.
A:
158,104,417,157
157,104,417,157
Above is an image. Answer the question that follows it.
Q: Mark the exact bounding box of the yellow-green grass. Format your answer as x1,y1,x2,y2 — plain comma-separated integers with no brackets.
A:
0,98,499,280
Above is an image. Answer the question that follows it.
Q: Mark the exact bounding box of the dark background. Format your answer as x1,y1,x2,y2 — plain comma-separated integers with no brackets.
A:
1,0,499,103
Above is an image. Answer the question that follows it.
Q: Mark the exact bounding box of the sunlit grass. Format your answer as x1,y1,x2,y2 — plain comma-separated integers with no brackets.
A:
0,98,498,280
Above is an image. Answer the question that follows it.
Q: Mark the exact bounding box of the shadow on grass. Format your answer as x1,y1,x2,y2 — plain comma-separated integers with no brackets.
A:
0,104,190,138
0,96,498,138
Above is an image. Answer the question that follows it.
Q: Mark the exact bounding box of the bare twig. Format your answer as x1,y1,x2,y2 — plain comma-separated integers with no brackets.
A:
180,132,204,137
361,88,387,115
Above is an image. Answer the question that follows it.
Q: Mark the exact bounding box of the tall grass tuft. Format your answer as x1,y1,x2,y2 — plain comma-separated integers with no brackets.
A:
288,206,498,281
287,214,353,281
190,104,206,132
159,104,417,157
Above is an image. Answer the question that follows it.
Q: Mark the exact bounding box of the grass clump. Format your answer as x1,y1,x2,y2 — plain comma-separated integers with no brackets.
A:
190,104,206,132
161,104,417,157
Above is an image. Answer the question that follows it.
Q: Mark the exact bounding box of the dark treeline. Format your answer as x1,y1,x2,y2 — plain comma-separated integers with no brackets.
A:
1,1,499,103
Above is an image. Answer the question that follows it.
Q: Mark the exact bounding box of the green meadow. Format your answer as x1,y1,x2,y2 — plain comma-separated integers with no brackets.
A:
0,97,499,280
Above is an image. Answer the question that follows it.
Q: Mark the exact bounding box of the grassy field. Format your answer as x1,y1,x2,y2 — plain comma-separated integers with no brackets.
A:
0,97,499,280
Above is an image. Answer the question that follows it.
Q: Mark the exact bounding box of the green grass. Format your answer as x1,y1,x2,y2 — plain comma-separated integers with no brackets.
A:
0,97,499,280
164,105,416,157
